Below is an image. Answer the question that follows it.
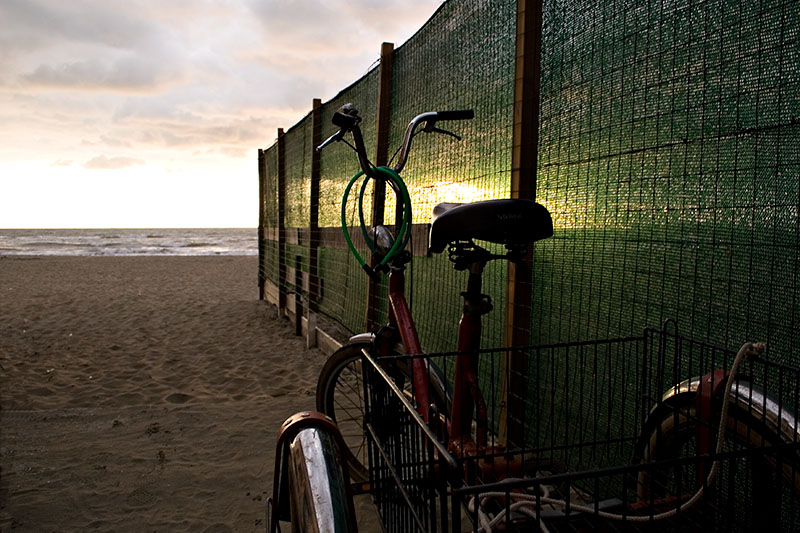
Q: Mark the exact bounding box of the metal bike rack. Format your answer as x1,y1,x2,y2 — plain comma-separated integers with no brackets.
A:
271,411,358,533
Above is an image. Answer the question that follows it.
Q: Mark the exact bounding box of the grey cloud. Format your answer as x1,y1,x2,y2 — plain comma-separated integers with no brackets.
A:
138,118,268,149
3,0,184,93
84,155,145,170
0,0,158,53
24,57,170,92
247,0,442,49
1,0,443,196
245,0,444,107
81,135,134,149
99,135,133,148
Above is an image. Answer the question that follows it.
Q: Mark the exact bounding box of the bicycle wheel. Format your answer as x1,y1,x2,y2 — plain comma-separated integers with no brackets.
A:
635,390,800,527
316,342,449,483
316,342,399,482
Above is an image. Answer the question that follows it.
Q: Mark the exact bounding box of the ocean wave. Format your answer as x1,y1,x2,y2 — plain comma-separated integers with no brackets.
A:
26,241,80,248
0,229,258,256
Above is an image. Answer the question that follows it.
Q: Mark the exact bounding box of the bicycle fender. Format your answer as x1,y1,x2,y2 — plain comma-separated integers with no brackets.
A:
649,375,800,452
347,332,375,345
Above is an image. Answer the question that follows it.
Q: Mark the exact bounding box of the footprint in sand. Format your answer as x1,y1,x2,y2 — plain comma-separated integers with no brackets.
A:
165,392,192,404
126,485,156,507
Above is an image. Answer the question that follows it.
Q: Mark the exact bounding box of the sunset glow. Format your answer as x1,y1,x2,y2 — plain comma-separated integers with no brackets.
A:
0,0,445,228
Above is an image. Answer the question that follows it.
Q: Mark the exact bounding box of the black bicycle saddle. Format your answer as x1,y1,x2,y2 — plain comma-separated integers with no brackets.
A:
428,199,553,254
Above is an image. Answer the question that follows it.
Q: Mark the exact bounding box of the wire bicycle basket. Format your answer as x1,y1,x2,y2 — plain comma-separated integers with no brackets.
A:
361,325,800,532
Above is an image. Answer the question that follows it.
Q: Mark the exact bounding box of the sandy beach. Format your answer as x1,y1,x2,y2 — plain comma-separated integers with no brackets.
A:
0,255,352,531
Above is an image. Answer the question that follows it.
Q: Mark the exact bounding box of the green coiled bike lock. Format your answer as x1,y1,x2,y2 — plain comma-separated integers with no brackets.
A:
340,166,412,279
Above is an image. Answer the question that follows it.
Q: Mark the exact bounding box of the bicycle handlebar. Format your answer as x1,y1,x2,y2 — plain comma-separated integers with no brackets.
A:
434,109,474,121
316,104,474,176
394,109,473,172
318,105,473,278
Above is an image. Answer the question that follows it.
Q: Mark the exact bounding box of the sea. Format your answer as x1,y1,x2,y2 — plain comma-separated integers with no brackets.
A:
0,228,258,256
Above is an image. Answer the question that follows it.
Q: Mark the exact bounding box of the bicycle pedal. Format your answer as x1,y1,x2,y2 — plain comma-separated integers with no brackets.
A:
350,480,371,495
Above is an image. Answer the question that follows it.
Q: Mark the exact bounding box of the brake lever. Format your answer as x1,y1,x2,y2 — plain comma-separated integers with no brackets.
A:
316,129,344,152
424,123,462,141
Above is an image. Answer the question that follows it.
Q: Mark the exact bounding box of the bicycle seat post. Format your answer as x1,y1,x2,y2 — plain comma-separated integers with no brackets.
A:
450,249,493,456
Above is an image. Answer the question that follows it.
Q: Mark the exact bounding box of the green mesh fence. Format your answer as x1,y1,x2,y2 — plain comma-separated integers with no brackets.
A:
314,70,380,334
534,0,800,367
518,0,800,481
283,116,312,231
259,0,518,345
282,114,313,311
257,2,800,502
257,2,800,521
259,143,279,289
259,0,799,370
386,0,517,353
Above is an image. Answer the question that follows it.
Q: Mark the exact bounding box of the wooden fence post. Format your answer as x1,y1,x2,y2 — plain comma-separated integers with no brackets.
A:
277,128,287,318
308,98,322,347
295,255,303,336
500,0,543,447
258,148,266,300
365,42,394,331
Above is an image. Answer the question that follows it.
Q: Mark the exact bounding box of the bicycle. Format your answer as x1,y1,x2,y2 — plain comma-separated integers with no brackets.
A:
314,104,800,531
315,103,552,481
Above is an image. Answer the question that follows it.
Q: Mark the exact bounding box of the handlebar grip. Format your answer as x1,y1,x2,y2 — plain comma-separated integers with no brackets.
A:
436,110,474,121
332,103,360,128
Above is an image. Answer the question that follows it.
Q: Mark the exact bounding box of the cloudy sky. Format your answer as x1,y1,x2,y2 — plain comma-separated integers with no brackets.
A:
0,0,444,228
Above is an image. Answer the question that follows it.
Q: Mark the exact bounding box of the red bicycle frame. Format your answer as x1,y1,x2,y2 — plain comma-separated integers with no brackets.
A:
385,259,489,456
386,270,430,423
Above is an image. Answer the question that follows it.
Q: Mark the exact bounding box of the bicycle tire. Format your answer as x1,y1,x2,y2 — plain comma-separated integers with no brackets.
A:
316,342,450,483
317,342,410,483
635,391,800,526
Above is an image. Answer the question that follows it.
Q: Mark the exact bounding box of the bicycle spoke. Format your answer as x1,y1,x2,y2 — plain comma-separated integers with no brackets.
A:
335,365,367,462
333,385,362,405
317,344,420,484
333,389,364,414
338,367,363,396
